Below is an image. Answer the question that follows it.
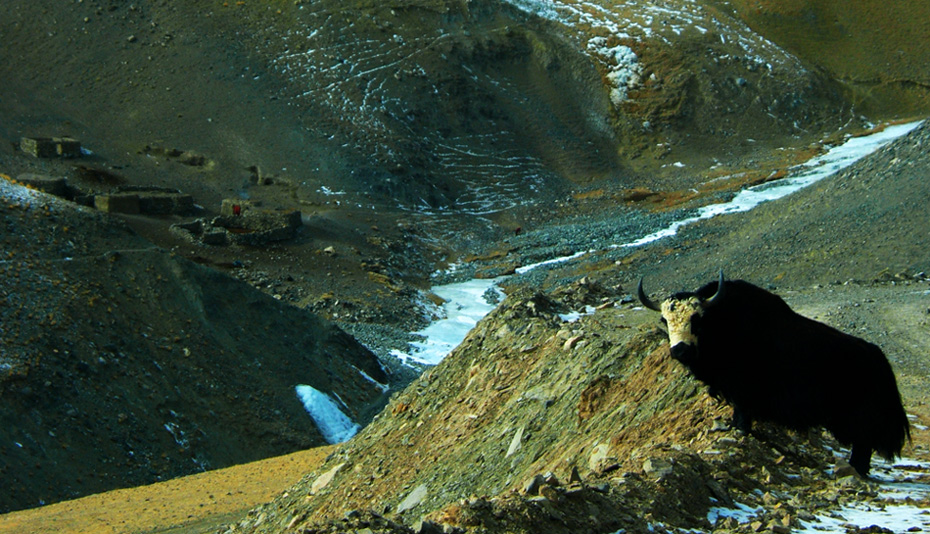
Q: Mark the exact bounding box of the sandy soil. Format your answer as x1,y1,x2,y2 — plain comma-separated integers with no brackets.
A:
0,445,334,534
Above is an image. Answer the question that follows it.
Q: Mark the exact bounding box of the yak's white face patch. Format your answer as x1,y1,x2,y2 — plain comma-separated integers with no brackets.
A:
660,297,704,347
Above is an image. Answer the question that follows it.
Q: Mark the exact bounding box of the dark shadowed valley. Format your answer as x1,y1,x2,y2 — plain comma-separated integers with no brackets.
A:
1,0,929,533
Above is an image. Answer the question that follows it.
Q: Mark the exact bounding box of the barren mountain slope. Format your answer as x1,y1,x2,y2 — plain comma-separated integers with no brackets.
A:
715,0,930,117
0,180,390,513
0,0,858,214
605,122,930,295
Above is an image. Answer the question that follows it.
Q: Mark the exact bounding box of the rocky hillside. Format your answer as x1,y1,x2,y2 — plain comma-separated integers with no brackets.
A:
0,178,391,513
2,0,926,349
224,288,929,534
2,0,930,529
219,120,930,534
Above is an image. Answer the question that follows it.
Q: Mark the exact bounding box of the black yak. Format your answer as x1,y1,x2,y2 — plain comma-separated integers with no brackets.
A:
638,272,910,476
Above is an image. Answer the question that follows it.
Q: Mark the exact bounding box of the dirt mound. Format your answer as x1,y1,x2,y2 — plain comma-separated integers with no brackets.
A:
220,281,928,533
0,180,390,513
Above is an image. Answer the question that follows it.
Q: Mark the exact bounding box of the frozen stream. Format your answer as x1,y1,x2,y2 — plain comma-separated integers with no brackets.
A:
392,121,922,366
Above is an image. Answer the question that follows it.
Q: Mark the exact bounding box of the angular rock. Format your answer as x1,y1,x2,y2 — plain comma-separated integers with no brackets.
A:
398,484,428,514
523,474,546,496
643,457,674,478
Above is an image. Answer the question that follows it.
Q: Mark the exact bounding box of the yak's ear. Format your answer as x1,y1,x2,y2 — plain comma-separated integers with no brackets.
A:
704,270,726,308
637,277,662,311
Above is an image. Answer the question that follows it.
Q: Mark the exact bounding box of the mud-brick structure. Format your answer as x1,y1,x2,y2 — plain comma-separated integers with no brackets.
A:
14,173,70,196
94,194,142,214
20,137,82,158
95,187,195,215
171,201,302,246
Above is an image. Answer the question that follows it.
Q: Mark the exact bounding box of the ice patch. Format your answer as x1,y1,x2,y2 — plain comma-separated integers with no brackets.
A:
391,278,505,365
296,385,360,444
516,249,591,274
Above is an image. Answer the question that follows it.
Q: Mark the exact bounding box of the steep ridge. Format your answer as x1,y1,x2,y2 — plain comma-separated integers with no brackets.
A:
0,180,390,513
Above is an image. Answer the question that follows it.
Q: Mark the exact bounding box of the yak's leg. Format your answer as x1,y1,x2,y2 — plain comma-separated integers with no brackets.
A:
849,444,873,477
731,405,752,433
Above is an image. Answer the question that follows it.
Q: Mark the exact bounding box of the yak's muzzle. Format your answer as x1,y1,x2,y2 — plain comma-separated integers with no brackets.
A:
669,342,697,363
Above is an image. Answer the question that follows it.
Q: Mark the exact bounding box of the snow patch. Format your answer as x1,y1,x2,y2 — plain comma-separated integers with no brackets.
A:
318,186,346,196
587,37,641,105
707,501,763,525
353,365,389,393
560,305,596,322
295,385,360,444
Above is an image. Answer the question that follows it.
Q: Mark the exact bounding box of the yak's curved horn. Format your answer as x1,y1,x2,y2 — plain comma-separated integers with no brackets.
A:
637,277,662,312
704,270,727,308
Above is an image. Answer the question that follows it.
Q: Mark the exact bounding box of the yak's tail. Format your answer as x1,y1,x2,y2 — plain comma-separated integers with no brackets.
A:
874,401,911,462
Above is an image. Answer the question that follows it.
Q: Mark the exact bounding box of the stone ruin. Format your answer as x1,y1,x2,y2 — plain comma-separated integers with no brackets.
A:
9,172,195,217
20,137,83,158
94,186,195,215
13,173,71,196
170,199,302,246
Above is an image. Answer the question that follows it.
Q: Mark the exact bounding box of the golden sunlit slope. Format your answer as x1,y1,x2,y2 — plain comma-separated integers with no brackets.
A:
0,446,334,534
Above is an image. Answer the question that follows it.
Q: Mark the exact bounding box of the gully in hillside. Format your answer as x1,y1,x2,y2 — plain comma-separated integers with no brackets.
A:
638,271,910,476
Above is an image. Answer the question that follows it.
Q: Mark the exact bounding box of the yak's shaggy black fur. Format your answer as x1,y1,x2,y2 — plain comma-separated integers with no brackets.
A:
654,278,910,476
